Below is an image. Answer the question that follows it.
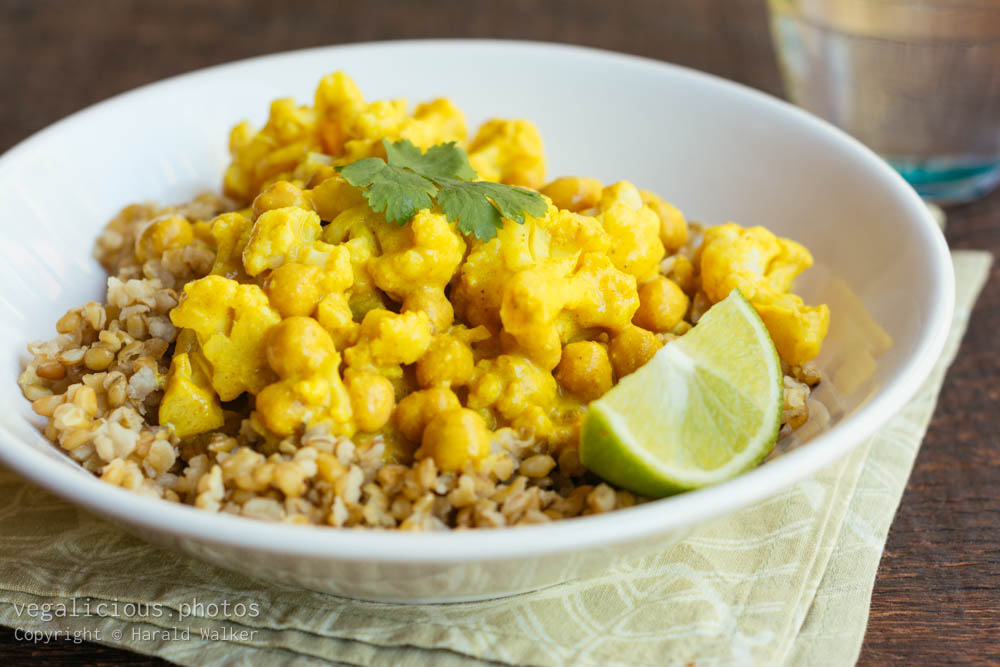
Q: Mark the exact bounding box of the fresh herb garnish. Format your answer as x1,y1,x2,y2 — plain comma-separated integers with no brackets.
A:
336,139,547,241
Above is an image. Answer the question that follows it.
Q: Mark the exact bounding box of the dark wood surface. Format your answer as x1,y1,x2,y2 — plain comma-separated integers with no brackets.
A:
1,0,996,664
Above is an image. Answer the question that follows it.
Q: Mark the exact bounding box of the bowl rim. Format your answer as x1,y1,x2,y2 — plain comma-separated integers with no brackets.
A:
0,38,955,563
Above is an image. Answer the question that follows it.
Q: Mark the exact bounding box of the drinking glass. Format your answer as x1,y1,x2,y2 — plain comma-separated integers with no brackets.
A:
769,0,1000,203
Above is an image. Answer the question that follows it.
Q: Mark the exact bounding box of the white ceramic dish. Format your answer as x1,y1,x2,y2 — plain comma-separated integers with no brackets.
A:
0,40,953,602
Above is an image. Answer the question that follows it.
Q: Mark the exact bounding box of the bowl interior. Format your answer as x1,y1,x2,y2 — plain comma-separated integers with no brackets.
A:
0,41,952,558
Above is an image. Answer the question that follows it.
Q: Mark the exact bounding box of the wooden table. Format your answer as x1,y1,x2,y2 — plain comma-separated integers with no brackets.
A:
1,1,996,663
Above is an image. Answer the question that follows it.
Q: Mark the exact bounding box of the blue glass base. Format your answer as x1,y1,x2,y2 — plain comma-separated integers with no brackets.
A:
888,157,1000,205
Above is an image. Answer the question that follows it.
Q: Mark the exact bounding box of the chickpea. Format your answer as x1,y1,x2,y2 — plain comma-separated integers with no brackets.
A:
266,316,338,378
640,190,689,252
402,286,454,333
255,383,311,436
554,341,613,402
134,215,193,262
416,335,475,389
633,276,690,333
394,387,460,443
541,177,603,212
264,263,324,318
252,181,313,219
667,254,697,296
416,408,490,473
608,325,662,379
346,370,395,432
308,174,366,220
315,292,358,349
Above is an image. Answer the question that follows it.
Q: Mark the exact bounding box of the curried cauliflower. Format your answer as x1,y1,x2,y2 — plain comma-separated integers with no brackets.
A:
255,316,353,437
370,209,466,301
169,275,281,400
21,69,838,531
597,182,666,284
699,223,829,365
343,309,433,376
468,119,546,189
159,328,224,440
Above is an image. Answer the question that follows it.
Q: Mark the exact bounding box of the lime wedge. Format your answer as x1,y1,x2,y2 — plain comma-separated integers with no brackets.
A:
580,289,782,498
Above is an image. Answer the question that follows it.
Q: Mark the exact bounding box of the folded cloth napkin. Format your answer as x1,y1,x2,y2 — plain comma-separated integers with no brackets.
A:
0,251,991,667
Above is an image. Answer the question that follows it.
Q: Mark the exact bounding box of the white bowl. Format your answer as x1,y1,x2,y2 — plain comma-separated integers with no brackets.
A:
0,40,953,602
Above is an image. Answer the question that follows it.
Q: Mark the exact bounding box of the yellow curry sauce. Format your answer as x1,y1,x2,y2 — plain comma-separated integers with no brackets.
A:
153,71,829,476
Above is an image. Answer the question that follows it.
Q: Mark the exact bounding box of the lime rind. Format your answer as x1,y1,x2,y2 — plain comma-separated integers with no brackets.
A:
580,289,783,497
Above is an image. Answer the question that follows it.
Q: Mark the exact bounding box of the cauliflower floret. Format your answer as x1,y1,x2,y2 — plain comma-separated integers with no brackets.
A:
455,204,638,368
243,206,354,310
538,207,612,258
468,119,546,189
400,98,468,150
467,354,559,440
169,275,281,400
700,223,814,300
159,351,224,439
226,70,467,206
499,257,578,371
314,71,467,164
755,294,830,366
323,205,391,319
452,205,566,332
567,253,639,332
699,223,829,365
242,206,321,275
314,71,367,156
598,182,665,284
255,316,354,437
224,98,319,202
370,209,466,301
343,309,433,374
341,99,410,162
209,212,254,280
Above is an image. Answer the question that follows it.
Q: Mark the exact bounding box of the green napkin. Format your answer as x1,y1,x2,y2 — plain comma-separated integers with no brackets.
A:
0,251,990,666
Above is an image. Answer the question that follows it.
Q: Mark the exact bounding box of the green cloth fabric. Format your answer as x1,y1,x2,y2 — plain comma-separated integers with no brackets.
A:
0,250,991,666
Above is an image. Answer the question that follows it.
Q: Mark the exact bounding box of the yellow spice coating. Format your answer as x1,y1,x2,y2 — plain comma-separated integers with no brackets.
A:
634,275,690,332
555,341,613,402
158,352,224,439
416,334,475,389
135,215,194,263
467,119,546,190
169,275,280,401
640,189,689,253
154,71,828,459
698,223,829,365
416,408,491,473
256,316,352,436
344,369,395,433
541,176,603,212
608,325,663,379
395,386,462,444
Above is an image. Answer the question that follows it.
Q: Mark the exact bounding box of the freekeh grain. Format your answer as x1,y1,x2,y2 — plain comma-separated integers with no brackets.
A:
17,71,824,529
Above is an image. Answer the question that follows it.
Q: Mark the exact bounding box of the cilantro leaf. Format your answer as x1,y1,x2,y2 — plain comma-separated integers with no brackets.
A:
338,157,437,224
336,138,547,240
438,180,549,240
384,140,477,181
437,182,504,239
